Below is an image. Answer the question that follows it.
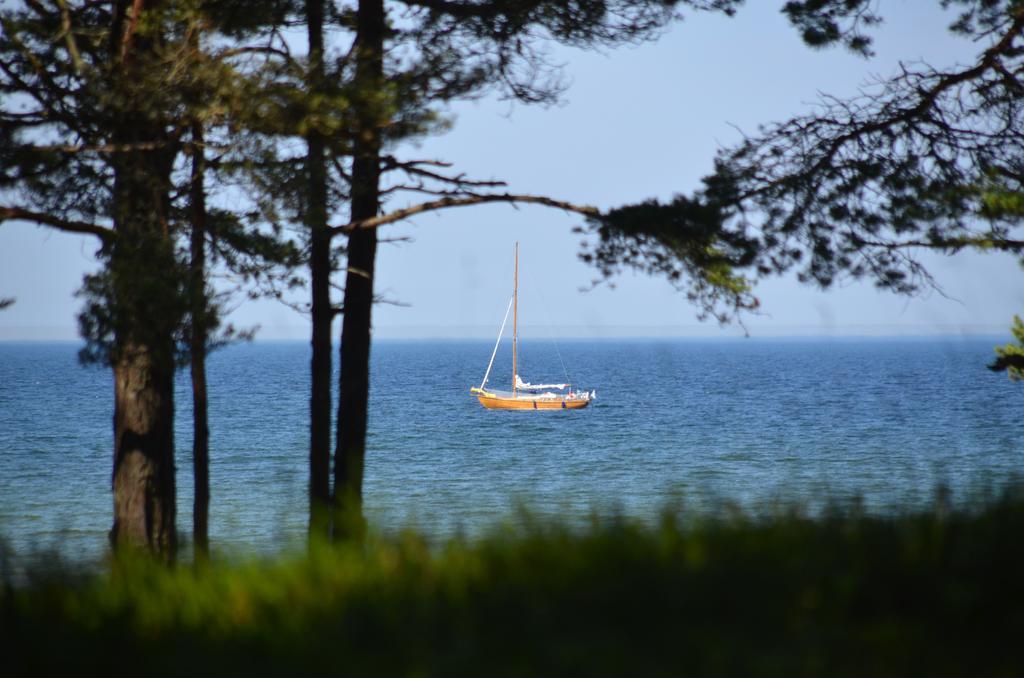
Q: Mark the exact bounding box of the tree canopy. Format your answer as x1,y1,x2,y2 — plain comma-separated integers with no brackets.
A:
583,1,1024,334
0,0,305,556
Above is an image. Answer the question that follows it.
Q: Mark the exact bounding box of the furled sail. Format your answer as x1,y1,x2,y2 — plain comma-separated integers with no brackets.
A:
516,374,568,390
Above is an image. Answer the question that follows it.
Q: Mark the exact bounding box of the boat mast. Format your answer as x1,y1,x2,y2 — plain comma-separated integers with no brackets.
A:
512,241,518,396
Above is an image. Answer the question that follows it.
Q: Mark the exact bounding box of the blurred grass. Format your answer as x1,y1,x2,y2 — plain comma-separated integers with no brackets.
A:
3,492,1024,677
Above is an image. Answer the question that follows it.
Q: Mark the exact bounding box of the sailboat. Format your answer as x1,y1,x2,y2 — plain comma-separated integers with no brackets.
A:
470,243,595,410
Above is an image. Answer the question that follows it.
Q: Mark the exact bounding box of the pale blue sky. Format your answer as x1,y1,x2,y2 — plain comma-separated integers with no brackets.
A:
2,2,1022,340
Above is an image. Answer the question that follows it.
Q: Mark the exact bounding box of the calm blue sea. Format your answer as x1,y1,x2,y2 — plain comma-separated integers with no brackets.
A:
1,337,1023,563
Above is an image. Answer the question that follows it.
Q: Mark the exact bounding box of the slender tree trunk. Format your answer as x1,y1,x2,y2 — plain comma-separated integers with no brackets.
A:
334,0,384,539
189,115,210,561
306,0,333,539
107,0,179,561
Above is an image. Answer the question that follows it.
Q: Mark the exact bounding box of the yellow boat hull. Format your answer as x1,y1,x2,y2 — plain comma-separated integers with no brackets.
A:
475,393,590,410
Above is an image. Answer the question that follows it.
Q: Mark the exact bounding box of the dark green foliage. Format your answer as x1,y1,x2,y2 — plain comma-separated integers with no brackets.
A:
402,0,742,104
76,245,189,367
199,0,298,38
780,0,1020,54
5,493,1024,676
943,0,1022,36
0,4,122,229
989,314,1024,379
579,195,760,322
781,0,881,55
1,0,305,360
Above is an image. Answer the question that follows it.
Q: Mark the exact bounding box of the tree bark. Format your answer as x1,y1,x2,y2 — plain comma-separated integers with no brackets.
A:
334,0,384,539
111,342,176,558
306,0,333,540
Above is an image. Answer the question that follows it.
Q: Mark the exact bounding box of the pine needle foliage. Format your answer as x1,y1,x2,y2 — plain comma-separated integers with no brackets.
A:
990,314,1024,379
584,1,1024,332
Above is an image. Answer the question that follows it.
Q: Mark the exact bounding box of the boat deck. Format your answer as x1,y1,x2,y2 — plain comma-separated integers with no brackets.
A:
473,388,591,410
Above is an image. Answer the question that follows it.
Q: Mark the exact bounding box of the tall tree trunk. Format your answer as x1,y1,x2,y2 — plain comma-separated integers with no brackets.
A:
189,115,210,561
111,341,177,558
306,0,333,540
107,0,179,561
334,0,384,539
108,144,179,559
108,154,179,558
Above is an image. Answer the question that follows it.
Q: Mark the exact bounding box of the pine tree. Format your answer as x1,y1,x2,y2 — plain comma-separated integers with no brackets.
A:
1,0,300,558
991,316,1024,380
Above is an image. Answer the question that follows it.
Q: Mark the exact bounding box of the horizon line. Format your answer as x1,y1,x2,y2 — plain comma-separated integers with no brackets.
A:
0,323,1012,343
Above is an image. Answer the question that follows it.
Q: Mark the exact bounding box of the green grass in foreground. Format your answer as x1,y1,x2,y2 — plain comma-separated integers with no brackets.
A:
3,496,1024,677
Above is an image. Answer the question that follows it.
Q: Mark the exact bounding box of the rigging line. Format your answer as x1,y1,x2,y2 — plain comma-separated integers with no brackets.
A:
553,334,571,387
480,294,514,389
533,281,572,386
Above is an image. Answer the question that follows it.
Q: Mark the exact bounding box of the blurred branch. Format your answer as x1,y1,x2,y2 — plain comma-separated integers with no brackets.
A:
54,0,83,74
26,141,171,154
1,206,114,242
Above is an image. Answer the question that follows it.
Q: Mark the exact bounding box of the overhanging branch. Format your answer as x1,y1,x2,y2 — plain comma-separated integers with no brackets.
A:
853,236,1024,253
1,206,115,242
330,193,600,235
29,141,170,154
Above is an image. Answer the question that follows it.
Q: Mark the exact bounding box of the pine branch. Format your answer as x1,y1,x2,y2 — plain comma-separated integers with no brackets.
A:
331,193,599,235
0,206,115,242
26,141,171,154
55,0,83,74
382,155,507,188
850,236,1024,253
